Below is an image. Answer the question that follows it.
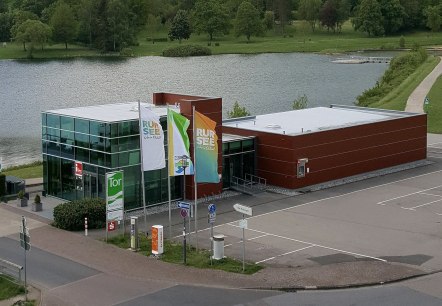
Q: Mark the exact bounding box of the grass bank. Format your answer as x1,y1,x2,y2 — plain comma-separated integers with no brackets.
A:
426,76,442,134
1,22,442,59
2,161,43,179
107,234,262,274
0,275,24,301
368,55,440,110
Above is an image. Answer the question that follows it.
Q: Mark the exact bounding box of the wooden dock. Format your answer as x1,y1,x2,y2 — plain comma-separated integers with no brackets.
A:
332,56,391,64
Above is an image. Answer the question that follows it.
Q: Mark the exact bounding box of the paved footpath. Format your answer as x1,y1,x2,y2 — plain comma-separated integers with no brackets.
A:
405,56,442,113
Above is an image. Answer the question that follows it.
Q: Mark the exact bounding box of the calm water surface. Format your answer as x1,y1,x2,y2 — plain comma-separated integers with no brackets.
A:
0,53,387,167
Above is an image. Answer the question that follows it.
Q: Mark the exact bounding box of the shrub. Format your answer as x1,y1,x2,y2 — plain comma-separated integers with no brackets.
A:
146,37,168,42
34,194,41,204
215,42,220,46
399,36,405,48
18,190,25,199
0,174,5,197
120,48,134,57
162,45,212,57
53,198,106,231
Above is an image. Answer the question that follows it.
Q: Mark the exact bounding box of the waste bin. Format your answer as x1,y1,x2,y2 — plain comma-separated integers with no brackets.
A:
213,234,225,260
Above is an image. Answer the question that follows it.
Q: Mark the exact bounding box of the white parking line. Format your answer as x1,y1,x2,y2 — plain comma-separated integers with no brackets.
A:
377,185,442,205
255,246,315,264
223,234,269,248
420,192,442,197
227,223,387,262
409,198,442,210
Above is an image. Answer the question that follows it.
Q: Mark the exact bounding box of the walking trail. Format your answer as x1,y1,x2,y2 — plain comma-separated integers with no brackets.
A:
405,56,442,113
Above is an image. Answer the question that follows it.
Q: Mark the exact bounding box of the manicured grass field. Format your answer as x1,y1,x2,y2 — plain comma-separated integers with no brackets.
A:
1,22,442,60
107,234,262,274
369,56,441,111
2,161,43,179
426,75,442,134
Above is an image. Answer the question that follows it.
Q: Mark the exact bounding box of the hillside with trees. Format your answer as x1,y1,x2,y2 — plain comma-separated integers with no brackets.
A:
0,0,441,55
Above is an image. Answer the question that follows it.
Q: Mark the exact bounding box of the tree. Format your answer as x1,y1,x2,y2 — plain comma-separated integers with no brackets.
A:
424,5,441,32
273,0,292,34
228,101,250,118
50,1,78,49
379,0,405,34
263,10,274,30
353,0,385,36
292,94,309,110
192,0,230,42
234,1,263,42
169,9,191,43
106,0,133,51
147,14,161,43
14,19,52,55
399,0,421,30
0,13,13,42
298,0,322,32
320,0,338,32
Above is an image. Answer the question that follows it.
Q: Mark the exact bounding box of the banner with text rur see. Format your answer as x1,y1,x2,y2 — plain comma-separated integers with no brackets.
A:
140,105,165,171
194,110,219,183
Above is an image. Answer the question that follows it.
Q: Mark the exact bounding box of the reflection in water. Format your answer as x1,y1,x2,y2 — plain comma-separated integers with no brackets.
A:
0,54,388,166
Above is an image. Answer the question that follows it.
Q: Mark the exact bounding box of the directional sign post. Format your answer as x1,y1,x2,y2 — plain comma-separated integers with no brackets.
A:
179,204,189,265
208,204,216,265
20,216,29,301
233,204,253,272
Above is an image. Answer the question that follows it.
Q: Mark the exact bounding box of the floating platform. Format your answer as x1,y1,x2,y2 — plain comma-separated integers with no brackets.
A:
332,56,391,64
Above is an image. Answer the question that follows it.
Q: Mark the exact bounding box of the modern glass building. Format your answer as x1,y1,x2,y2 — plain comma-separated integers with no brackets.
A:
41,103,183,210
42,101,257,209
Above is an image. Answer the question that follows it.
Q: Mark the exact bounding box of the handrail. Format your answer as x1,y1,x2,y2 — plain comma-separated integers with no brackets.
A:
0,258,23,283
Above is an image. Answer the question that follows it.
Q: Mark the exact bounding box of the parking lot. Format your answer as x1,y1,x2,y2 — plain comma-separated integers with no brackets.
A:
195,148,442,272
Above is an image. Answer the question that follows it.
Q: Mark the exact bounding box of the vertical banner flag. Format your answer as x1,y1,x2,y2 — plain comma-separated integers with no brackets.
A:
106,171,124,217
140,105,165,171
194,111,219,183
167,108,194,176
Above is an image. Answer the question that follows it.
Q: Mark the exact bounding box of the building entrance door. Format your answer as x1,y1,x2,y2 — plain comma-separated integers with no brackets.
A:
83,173,98,198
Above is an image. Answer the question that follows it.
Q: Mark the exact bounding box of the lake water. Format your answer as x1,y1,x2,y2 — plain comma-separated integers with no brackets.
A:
0,53,388,167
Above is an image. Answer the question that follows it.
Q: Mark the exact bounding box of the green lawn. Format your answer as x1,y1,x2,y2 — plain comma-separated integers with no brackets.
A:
107,234,262,274
369,56,441,110
1,21,442,60
426,75,442,134
2,161,43,179
0,275,25,301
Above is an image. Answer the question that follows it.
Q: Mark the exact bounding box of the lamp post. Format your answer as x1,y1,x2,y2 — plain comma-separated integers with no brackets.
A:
181,155,189,264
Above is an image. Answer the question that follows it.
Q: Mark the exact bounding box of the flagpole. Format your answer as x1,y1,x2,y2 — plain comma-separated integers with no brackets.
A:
138,100,148,233
167,105,172,239
193,106,199,250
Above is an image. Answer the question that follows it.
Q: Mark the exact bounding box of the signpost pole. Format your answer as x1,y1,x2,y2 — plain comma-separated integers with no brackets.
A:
242,213,245,272
183,216,187,264
21,216,27,302
210,222,213,266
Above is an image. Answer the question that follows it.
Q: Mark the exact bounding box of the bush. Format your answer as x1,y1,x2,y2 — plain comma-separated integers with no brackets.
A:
399,36,405,48
0,174,5,197
162,45,212,57
356,48,428,107
215,42,220,46
34,194,41,204
146,37,168,42
120,48,134,57
53,198,106,231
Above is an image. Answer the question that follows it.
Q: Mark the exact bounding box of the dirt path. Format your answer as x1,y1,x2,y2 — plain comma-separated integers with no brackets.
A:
405,56,442,113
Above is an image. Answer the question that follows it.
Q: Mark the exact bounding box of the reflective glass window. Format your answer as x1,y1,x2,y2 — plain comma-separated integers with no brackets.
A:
90,151,105,166
61,144,74,159
90,136,105,152
75,118,89,134
242,139,254,151
118,121,131,137
60,116,74,131
229,141,241,154
90,121,106,136
75,148,89,163
75,133,89,148
47,142,60,156
47,114,60,129
41,113,47,127
60,131,74,145
47,128,60,142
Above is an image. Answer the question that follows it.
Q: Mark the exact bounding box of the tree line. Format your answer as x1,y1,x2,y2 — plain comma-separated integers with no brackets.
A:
0,0,441,54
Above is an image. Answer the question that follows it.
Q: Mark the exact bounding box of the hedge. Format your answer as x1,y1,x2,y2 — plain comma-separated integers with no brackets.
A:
53,198,106,231
0,174,5,197
162,45,211,57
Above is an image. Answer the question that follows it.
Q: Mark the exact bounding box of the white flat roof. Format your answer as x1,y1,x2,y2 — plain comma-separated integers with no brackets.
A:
46,102,169,122
223,106,406,136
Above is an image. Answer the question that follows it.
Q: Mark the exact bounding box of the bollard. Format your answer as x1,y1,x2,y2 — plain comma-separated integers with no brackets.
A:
84,217,88,236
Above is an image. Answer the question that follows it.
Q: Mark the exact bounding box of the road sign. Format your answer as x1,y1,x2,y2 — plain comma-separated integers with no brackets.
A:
208,212,216,224
107,221,117,231
20,240,31,251
424,96,430,105
178,201,190,210
208,204,216,214
239,219,248,229
233,203,253,216
180,208,188,218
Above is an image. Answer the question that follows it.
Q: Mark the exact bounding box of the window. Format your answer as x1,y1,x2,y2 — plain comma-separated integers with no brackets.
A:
75,118,89,134
47,114,60,129
90,121,106,136
60,116,74,131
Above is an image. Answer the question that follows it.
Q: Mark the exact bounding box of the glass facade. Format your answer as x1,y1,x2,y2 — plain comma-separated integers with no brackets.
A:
42,113,181,210
222,138,256,188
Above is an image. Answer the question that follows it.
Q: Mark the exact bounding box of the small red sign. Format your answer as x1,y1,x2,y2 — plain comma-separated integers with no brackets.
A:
75,162,83,176
108,221,117,231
